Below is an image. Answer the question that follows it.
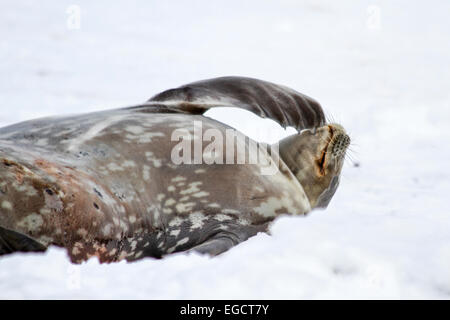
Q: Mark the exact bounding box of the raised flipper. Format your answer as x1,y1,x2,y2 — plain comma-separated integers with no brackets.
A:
0,226,47,255
133,76,326,131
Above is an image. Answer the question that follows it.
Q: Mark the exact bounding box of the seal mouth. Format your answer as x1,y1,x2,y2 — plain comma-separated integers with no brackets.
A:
316,126,333,176
317,151,326,176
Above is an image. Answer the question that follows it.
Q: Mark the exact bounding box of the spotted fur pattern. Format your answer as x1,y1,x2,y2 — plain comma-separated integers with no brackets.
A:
0,108,310,263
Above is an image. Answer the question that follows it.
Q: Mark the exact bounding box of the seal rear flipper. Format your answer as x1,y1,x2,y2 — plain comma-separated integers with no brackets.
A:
142,76,326,131
0,226,47,255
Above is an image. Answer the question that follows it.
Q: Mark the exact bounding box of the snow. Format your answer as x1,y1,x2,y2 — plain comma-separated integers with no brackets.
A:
1,0,449,299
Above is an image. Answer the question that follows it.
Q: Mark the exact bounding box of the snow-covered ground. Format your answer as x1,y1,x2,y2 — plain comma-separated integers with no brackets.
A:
1,0,449,299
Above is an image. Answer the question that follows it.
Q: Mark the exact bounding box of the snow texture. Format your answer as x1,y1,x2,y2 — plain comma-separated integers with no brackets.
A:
0,0,449,299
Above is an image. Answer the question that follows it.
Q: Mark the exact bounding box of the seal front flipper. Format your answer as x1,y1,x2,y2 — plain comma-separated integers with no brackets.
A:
187,237,236,256
180,221,270,257
143,76,326,131
0,226,47,255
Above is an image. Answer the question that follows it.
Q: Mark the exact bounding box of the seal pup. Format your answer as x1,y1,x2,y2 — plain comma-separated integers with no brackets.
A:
0,77,350,263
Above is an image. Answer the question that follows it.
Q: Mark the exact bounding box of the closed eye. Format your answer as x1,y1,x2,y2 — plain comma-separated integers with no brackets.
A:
316,149,326,176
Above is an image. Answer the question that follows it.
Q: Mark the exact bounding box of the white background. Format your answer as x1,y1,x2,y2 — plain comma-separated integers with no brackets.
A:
0,0,449,299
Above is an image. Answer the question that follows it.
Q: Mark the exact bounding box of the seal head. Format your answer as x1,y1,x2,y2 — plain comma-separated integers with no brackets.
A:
279,123,350,209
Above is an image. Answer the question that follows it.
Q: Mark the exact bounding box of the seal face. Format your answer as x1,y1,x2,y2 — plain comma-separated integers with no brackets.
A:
0,76,349,263
279,123,350,209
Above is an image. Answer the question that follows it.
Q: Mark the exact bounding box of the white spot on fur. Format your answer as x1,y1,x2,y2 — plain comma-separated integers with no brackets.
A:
1,200,12,210
126,132,165,143
177,237,189,246
171,176,186,182
118,251,128,261
72,247,80,255
167,237,190,253
214,214,232,222
170,229,181,237
192,191,209,198
107,163,124,172
180,182,202,195
223,208,240,214
102,224,113,236
122,160,136,168
35,138,48,146
125,125,144,135
176,202,195,213
77,228,88,237
143,165,151,181
253,186,265,193
12,183,38,197
189,212,207,230
17,213,43,232
238,217,250,226
169,217,183,227
145,152,163,168
153,210,160,224
37,235,53,245
165,198,176,206
139,132,165,143
254,194,298,217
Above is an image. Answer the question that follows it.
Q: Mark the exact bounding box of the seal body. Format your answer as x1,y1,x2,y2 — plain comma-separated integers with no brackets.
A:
0,77,349,263
0,110,309,262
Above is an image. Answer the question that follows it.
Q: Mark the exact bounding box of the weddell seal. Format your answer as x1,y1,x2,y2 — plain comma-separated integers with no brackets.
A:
0,77,350,263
